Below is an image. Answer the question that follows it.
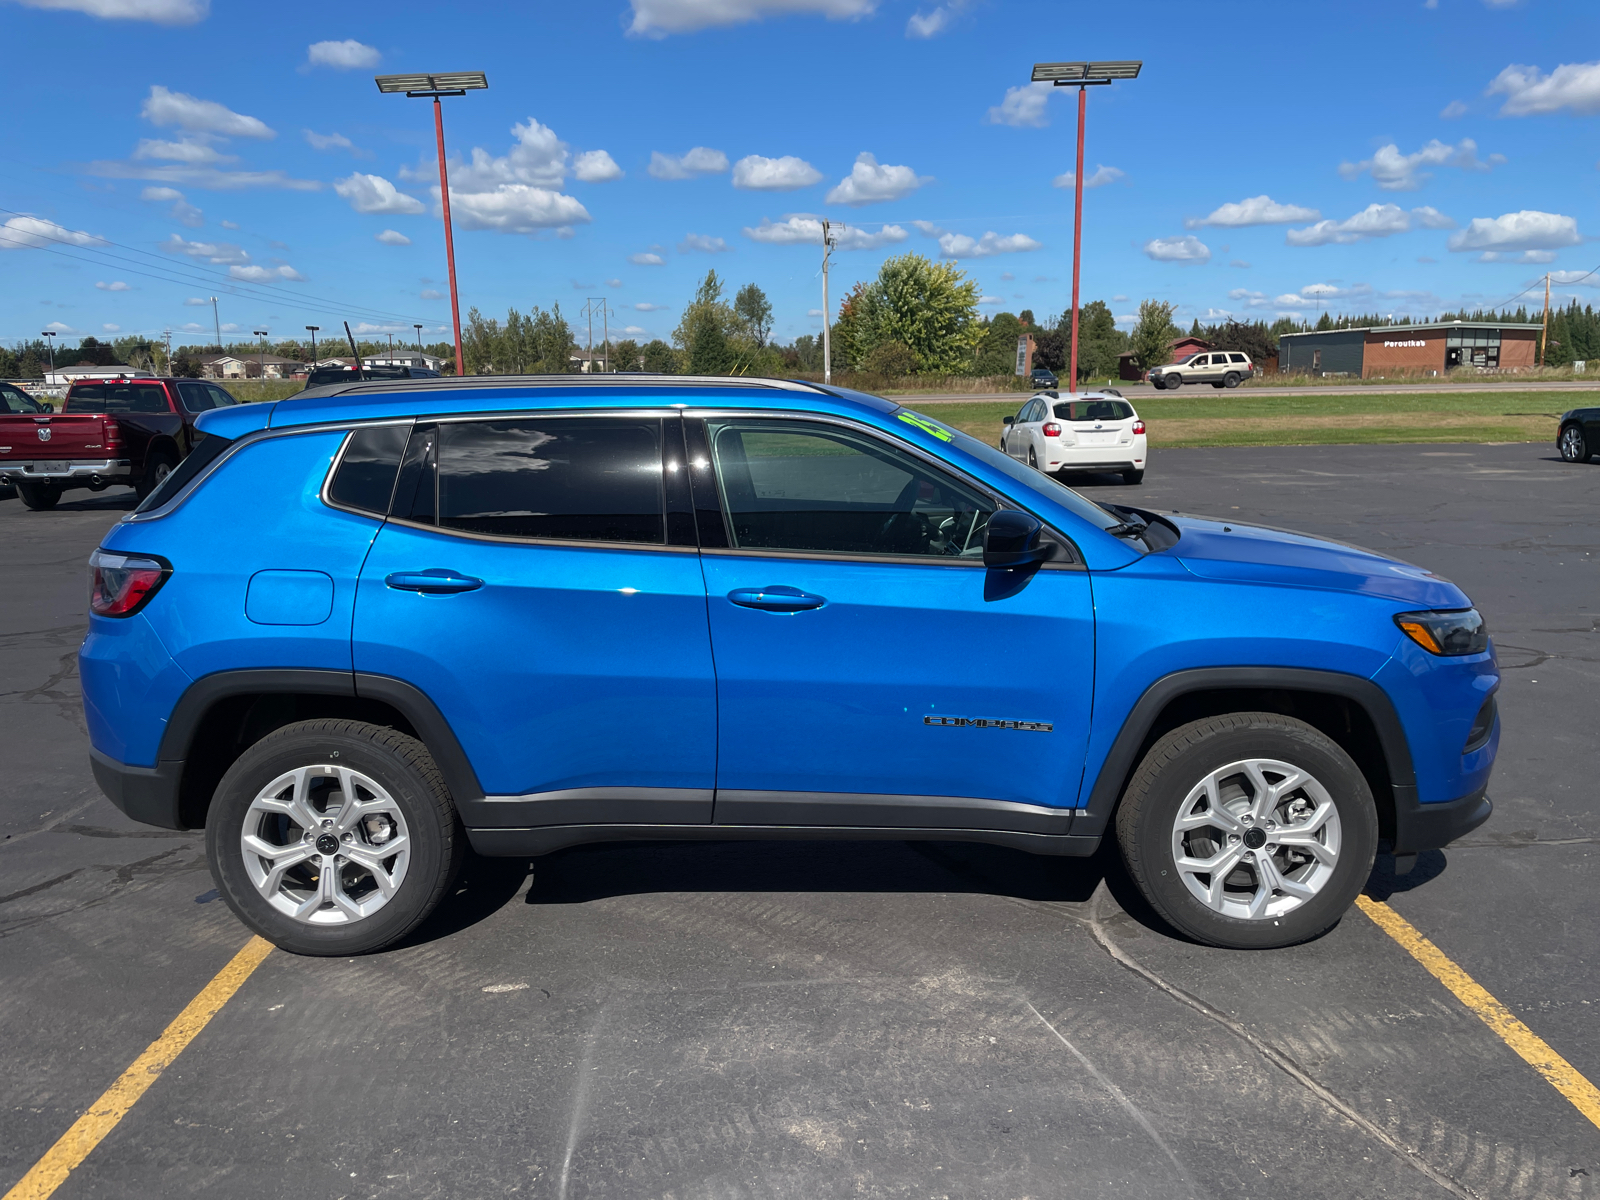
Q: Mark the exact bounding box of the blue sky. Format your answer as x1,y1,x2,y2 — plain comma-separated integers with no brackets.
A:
3,0,1598,352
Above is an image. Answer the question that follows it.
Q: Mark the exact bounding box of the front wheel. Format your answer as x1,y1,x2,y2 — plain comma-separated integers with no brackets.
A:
16,481,62,511
1163,374,1182,390
206,719,465,956
1114,713,1378,949
1559,423,1591,463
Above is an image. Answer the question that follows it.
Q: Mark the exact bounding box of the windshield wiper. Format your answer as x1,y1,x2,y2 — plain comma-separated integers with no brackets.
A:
1100,505,1149,540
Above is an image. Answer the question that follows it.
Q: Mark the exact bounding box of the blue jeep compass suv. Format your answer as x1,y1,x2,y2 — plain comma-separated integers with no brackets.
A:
82,376,1498,955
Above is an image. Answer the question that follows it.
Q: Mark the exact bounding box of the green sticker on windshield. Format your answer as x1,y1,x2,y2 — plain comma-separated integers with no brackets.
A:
896,411,953,441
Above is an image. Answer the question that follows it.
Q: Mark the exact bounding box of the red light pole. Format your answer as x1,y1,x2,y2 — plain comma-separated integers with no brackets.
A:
375,71,489,378
1031,61,1142,393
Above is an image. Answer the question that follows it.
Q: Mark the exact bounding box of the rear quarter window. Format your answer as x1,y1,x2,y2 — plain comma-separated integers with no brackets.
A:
328,425,408,516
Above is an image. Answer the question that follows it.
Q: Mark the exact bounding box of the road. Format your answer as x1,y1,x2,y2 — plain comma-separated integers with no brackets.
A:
900,379,1600,404
2,446,1597,1199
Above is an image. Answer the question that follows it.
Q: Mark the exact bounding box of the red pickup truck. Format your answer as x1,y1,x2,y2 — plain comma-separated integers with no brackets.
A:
0,377,239,510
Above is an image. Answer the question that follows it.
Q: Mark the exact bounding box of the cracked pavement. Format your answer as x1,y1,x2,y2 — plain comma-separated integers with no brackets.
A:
2,443,1597,1199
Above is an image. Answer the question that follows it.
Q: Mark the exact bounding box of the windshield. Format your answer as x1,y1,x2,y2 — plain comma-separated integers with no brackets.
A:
896,410,1124,535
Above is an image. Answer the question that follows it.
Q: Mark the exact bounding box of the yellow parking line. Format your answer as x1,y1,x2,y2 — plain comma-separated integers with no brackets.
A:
3,935,274,1200
1357,895,1600,1130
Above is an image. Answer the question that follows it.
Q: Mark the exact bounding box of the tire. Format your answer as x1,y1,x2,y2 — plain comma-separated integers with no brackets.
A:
1122,469,1145,485
16,481,62,511
1558,423,1591,463
1223,372,1241,388
1114,712,1378,950
206,719,465,956
1164,374,1182,390
135,449,178,501
1027,446,1038,470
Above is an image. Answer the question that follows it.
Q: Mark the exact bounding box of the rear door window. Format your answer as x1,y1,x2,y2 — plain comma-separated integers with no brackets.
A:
406,417,667,544
65,384,106,412
705,419,994,559
1,384,43,413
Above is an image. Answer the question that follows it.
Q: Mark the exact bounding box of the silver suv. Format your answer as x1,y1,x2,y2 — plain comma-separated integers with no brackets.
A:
1148,350,1254,390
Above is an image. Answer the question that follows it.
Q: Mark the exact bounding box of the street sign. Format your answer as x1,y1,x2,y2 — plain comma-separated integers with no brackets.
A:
1015,335,1030,376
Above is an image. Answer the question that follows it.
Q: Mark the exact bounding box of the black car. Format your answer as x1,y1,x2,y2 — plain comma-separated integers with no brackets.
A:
304,364,441,389
1029,366,1058,389
1558,407,1599,463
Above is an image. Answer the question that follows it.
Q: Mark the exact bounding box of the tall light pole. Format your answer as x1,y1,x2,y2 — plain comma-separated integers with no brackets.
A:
210,296,222,354
1031,60,1142,393
820,219,842,385
306,325,319,367
40,331,56,376
414,324,424,357
375,71,488,379
254,329,269,380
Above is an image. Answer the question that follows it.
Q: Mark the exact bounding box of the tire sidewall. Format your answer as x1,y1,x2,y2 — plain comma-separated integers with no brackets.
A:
1560,424,1587,462
1121,718,1378,949
206,726,453,955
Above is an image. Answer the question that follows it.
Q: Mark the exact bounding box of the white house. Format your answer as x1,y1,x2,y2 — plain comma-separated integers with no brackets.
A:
362,351,446,372
43,363,138,386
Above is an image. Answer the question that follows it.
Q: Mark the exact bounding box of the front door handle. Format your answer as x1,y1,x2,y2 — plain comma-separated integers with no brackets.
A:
727,585,826,613
385,570,483,594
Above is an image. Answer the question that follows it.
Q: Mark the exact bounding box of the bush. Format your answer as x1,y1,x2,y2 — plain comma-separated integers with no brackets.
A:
862,340,918,376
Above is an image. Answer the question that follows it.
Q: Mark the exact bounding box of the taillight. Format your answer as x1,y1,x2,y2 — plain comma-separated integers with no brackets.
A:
89,549,169,617
103,420,123,449
1132,420,1146,435
1042,422,1062,437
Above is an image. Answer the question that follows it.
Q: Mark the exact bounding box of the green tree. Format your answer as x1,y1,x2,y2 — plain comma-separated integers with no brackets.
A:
612,338,642,370
462,307,501,374
734,283,774,348
0,345,18,377
1072,300,1129,382
527,304,576,372
641,339,679,373
674,270,741,374
975,311,1024,376
1128,300,1180,374
850,253,984,373
862,340,918,376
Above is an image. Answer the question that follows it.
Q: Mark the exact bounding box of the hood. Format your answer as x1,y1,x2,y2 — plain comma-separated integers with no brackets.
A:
1167,513,1470,608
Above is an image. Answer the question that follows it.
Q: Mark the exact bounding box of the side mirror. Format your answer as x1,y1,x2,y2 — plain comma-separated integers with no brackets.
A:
983,510,1050,568
43,401,56,413
1001,415,1014,425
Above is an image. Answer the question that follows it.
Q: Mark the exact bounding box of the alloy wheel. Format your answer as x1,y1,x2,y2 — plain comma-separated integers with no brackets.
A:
240,764,412,925
1169,757,1342,921
1560,425,1587,462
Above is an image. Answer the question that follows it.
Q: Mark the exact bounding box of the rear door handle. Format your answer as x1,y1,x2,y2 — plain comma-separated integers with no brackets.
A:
385,570,483,594
727,585,826,613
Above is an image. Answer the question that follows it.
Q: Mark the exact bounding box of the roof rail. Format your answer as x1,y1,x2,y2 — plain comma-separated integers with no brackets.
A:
297,373,833,399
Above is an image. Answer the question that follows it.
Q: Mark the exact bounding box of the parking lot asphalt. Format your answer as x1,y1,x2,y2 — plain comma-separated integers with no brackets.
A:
2,442,1597,1200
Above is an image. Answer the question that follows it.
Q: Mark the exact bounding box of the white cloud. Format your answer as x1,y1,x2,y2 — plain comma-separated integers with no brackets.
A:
1476,250,1558,264
1285,204,1452,246
1227,288,1267,305
1053,164,1124,190
102,323,121,332
572,149,623,182
743,214,908,250
1338,139,1505,191
229,264,304,282
732,154,823,191
807,308,824,317
825,152,930,205
0,215,105,251
1487,61,1600,116
648,147,729,179
1229,260,1251,268
92,160,319,190
141,85,273,139
906,0,966,36
634,302,669,311
1550,269,1600,286
304,130,356,153
416,119,570,191
183,297,208,306
606,278,623,288
987,81,1052,128
334,173,425,215
11,0,206,23
679,232,729,253
1447,210,1582,254
219,220,239,229
95,280,132,291
140,184,203,227
420,288,443,300
621,325,647,335
160,233,247,264
1441,100,1469,119
305,39,380,70
375,229,411,245
447,186,591,234
1144,235,1211,263
133,136,232,163
999,272,1014,281
915,222,1040,258
625,0,877,36
629,251,666,265
1186,195,1320,228
977,295,1004,306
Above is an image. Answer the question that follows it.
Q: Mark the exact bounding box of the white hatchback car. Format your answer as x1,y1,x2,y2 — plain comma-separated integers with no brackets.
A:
1000,392,1147,484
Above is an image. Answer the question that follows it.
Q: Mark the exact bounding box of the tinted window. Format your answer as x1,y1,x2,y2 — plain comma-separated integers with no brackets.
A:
330,425,408,516
134,431,233,513
421,418,665,544
707,420,993,558
177,382,214,411
104,384,170,413
1,384,42,413
1229,353,1248,363
65,384,106,412
1055,400,1133,421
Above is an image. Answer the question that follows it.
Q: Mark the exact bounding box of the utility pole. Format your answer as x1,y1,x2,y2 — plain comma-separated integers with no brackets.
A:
602,302,609,373
414,324,424,356
254,329,269,379
820,219,841,385
1541,272,1551,367
581,298,607,374
210,297,221,355
306,325,319,366
162,328,172,374
40,330,56,375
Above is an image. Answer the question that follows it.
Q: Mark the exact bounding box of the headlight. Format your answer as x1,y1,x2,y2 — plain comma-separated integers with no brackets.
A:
1394,608,1489,656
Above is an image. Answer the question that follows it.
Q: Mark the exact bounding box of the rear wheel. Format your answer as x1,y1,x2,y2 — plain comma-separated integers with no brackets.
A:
1115,712,1378,949
136,449,178,501
16,481,62,511
206,719,465,956
1223,372,1241,388
1559,423,1591,463
1122,469,1144,485
1027,446,1038,470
